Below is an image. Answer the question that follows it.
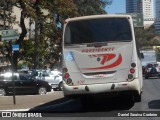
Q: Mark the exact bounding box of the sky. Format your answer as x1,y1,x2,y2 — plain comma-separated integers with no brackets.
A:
105,0,156,17
105,0,126,14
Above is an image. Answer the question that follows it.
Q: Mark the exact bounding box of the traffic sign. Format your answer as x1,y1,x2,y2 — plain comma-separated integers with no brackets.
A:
12,44,19,51
128,13,144,27
117,13,144,27
0,29,19,41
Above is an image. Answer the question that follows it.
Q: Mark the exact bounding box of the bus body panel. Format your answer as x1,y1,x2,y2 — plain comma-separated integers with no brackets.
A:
63,78,141,95
64,43,133,85
62,14,143,98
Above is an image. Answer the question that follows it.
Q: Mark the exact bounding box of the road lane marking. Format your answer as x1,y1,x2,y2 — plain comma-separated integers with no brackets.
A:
0,109,30,112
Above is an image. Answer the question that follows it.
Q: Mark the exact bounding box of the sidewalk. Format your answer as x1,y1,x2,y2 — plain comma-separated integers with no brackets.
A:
0,91,64,111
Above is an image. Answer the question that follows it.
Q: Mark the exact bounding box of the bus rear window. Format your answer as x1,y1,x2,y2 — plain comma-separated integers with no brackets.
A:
64,18,132,45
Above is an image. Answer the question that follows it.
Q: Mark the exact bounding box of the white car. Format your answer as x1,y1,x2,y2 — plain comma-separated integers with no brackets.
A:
32,70,63,91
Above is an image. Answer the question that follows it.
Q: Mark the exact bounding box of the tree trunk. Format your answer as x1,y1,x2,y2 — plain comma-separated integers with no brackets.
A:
12,9,27,72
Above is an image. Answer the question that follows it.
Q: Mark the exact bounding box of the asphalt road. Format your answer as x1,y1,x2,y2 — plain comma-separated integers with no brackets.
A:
1,78,160,120
28,78,160,117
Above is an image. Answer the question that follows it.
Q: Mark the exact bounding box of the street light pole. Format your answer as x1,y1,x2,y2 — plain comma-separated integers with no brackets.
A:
33,0,40,69
11,50,16,105
9,41,16,105
34,16,39,69
3,0,6,30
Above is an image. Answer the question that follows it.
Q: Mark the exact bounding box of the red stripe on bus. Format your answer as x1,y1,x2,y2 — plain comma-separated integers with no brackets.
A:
84,54,122,70
98,54,116,65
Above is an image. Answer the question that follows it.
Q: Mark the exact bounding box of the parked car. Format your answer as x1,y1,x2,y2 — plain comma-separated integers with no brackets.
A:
142,66,146,76
144,62,160,79
0,72,52,96
31,70,63,91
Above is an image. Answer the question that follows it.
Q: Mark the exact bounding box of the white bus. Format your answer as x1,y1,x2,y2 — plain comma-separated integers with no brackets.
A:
62,14,143,102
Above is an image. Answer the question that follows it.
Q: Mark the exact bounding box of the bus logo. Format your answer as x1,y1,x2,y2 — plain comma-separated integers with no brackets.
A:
64,52,74,61
85,54,122,70
89,54,116,65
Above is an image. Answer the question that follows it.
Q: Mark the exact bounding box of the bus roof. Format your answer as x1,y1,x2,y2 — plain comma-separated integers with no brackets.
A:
65,14,132,22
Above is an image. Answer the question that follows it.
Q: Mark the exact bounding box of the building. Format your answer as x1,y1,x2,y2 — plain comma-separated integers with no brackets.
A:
155,0,160,34
11,6,35,39
0,4,35,71
126,0,155,28
126,0,142,13
0,1,50,71
0,2,12,71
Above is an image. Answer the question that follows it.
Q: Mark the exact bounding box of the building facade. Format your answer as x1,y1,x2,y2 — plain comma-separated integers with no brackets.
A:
0,2,11,71
126,0,154,28
0,4,34,71
155,0,160,34
126,0,142,13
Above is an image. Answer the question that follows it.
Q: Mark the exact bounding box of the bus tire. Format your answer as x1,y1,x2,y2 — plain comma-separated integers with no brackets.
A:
145,76,148,79
134,93,141,102
58,82,63,91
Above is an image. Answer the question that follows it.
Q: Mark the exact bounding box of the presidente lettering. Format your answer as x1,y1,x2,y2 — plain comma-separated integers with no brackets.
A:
89,54,116,65
82,47,114,53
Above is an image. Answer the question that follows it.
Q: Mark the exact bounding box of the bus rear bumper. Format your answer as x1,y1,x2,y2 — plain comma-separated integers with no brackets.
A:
63,79,141,97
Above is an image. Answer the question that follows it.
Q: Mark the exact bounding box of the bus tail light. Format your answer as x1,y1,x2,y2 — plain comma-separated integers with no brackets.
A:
131,63,136,68
128,74,134,79
64,73,70,79
127,63,136,81
66,78,72,85
63,68,68,73
130,68,135,73
63,71,73,85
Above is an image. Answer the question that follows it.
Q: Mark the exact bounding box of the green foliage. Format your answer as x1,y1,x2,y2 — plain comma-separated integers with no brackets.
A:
1,0,111,70
21,0,109,69
135,25,160,61
135,25,159,48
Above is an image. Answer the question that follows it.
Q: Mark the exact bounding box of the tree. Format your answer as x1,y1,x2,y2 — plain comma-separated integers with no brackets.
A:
0,0,28,71
135,25,159,48
0,0,112,71
40,0,110,70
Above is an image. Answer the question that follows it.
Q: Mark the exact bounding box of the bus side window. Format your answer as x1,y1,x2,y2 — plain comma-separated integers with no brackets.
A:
135,39,142,59
141,53,144,59
65,26,71,44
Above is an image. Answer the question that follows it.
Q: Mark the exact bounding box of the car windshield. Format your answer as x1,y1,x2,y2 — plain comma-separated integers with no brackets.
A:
0,75,18,81
19,74,31,80
64,18,132,45
148,63,158,68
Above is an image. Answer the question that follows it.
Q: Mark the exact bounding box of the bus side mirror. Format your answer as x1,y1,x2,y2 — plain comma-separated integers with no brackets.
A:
42,74,45,77
141,53,144,59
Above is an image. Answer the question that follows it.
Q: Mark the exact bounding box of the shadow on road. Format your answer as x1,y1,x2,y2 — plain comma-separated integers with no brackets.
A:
144,78,160,80
148,100,160,109
81,96,134,112
29,95,134,114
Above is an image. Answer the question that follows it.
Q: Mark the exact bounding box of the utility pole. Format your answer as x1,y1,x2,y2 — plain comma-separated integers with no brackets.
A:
33,0,40,69
34,17,39,69
3,0,6,30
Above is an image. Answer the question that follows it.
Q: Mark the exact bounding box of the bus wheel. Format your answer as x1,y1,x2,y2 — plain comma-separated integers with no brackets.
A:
0,88,6,96
145,76,148,79
134,93,141,102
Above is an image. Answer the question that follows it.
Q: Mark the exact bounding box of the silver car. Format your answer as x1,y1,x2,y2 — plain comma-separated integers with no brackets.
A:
36,70,63,91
